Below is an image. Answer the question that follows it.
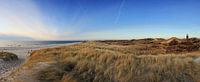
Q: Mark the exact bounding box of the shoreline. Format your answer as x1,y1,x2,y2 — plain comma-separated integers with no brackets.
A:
0,42,80,79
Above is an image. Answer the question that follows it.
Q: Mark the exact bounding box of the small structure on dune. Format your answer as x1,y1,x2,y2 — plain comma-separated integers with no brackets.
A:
186,34,189,40
181,34,193,45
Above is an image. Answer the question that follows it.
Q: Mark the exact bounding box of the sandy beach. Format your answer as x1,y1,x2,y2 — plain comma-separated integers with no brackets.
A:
0,42,79,79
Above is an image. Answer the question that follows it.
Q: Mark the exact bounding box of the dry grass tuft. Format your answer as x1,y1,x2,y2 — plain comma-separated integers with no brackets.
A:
0,52,18,61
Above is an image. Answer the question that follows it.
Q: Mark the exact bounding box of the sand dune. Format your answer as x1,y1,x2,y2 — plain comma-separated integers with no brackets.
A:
3,39,200,82
0,42,79,81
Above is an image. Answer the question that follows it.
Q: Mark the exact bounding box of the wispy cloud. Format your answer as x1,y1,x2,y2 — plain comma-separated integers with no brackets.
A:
0,0,58,40
114,0,126,24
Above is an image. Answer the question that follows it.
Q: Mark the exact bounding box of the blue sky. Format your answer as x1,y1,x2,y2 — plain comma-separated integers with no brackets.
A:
0,0,200,40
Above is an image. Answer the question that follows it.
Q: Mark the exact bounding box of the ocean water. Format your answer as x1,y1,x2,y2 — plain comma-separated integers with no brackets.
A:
0,41,81,47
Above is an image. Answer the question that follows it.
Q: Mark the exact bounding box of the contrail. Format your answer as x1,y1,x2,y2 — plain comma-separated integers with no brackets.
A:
114,0,126,24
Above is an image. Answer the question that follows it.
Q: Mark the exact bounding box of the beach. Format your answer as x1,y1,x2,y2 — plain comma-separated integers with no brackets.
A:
0,42,80,80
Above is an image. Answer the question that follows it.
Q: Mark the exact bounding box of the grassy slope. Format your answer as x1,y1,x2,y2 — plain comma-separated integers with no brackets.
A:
12,41,200,82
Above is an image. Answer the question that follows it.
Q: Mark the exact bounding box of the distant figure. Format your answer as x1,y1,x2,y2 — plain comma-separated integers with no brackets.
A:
186,34,189,40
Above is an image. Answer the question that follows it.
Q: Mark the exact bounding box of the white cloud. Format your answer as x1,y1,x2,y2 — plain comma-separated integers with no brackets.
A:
0,0,59,40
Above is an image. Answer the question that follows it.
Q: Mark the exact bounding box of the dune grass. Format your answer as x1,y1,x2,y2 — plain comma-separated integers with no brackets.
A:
0,52,18,61
16,41,200,82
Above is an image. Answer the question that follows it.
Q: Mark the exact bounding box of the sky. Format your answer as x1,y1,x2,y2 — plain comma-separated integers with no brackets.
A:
0,0,200,40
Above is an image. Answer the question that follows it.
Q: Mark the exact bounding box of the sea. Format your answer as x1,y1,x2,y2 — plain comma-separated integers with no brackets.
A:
0,41,81,47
